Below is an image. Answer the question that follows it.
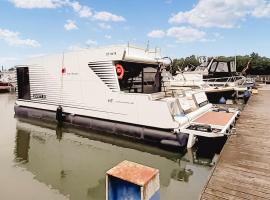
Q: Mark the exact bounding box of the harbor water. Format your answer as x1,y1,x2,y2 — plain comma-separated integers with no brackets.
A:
0,93,220,200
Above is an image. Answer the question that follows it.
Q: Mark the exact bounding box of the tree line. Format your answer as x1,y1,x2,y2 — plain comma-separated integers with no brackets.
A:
171,52,270,75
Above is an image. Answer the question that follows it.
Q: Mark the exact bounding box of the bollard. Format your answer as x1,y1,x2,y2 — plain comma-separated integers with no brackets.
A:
106,160,160,200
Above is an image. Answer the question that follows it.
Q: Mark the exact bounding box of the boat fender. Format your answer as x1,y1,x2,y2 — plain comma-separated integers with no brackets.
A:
244,90,251,98
115,64,124,80
219,96,226,104
176,132,189,147
243,90,251,104
56,106,63,124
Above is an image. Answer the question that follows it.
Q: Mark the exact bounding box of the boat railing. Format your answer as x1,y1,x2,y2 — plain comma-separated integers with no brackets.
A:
203,76,246,86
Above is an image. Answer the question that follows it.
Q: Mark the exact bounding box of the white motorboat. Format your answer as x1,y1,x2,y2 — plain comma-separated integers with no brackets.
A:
162,59,251,104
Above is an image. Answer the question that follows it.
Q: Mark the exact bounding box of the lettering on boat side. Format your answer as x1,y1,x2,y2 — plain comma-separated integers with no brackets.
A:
32,94,46,99
107,98,134,104
106,52,117,56
66,72,79,75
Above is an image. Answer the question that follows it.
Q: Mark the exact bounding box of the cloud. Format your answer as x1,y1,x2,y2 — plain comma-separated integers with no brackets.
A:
167,26,206,42
147,27,207,42
0,28,40,47
105,35,112,39
69,1,92,18
147,30,166,38
9,1,125,22
64,20,78,31
93,11,125,22
169,0,270,28
98,23,111,29
9,0,62,9
86,39,98,46
252,2,270,17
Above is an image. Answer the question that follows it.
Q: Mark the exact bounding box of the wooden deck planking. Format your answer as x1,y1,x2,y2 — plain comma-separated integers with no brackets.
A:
200,90,270,200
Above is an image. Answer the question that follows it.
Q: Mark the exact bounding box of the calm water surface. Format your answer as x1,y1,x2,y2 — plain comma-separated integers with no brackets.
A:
0,93,218,200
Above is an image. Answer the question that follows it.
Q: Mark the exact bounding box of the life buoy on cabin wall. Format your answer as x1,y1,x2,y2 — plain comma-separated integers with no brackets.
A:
115,64,124,80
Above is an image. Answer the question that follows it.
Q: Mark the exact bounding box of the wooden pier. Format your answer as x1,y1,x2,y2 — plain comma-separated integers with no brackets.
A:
200,89,270,200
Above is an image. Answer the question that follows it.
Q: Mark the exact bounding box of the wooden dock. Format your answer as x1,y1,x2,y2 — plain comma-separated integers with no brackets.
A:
200,89,270,200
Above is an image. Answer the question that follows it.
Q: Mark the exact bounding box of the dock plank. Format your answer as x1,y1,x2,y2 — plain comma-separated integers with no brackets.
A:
200,90,270,200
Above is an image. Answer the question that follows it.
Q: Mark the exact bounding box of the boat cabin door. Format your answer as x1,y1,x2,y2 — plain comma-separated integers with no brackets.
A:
16,66,31,100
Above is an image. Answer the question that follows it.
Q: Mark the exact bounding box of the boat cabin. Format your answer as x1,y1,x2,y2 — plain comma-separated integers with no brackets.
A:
204,59,237,79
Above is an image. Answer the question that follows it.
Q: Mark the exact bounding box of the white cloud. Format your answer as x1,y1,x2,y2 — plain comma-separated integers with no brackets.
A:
86,39,98,46
98,23,111,29
9,0,126,23
147,30,166,38
252,3,270,17
0,28,40,47
9,0,126,22
169,0,270,28
64,20,78,31
9,0,92,17
167,26,206,42
105,35,112,39
9,0,62,9
69,1,92,18
147,27,208,43
93,11,125,22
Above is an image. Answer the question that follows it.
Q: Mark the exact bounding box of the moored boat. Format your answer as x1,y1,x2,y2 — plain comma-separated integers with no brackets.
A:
14,45,239,148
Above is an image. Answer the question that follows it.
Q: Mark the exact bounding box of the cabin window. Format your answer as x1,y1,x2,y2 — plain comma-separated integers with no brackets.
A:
116,62,161,94
209,62,217,72
17,67,31,100
216,62,229,72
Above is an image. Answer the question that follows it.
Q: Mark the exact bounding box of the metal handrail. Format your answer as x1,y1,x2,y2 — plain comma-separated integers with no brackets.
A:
203,76,246,86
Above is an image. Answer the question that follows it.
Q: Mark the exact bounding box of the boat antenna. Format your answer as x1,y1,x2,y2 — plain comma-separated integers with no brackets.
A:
146,40,149,52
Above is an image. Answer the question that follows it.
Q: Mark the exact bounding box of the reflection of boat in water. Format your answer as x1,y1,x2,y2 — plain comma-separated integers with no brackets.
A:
14,119,216,200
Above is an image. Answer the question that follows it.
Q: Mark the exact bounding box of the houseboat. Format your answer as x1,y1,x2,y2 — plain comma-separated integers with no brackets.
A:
14,45,239,148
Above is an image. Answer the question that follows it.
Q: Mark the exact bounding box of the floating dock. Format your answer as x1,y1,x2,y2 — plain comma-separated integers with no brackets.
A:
200,89,270,199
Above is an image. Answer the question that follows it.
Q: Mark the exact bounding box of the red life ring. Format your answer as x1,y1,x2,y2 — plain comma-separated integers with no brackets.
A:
115,64,124,79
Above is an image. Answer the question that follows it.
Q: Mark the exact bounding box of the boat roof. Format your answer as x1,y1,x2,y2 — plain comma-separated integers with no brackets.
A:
16,44,163,67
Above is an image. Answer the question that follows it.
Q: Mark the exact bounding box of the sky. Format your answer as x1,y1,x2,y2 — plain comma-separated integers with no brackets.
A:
0,0,270,68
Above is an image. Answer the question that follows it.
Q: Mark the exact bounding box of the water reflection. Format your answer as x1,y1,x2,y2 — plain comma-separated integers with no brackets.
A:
14,119,215,200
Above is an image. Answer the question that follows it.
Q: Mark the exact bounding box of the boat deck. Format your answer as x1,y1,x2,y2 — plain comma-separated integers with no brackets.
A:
200,89,270,200
194,111,235,126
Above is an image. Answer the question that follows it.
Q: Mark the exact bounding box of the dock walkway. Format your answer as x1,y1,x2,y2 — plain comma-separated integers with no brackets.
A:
200,89,270,200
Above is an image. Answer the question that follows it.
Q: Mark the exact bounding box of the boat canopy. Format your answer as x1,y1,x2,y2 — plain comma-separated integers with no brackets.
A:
205,59,237,78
